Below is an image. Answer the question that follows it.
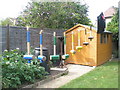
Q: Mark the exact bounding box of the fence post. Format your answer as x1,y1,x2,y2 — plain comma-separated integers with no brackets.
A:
6,24,10,51
118,1,120,59
0,26,2,54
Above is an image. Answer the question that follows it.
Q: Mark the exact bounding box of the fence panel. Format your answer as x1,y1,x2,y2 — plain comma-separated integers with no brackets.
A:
1,26,65,55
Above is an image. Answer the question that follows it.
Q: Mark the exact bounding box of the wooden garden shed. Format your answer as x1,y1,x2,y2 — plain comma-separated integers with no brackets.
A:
65,24,112,66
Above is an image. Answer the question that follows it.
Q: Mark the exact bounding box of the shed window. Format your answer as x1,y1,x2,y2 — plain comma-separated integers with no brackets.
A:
104,34,106,43
100,34,103,43
104,34,109,43
107,34,109,43
100,34,109,44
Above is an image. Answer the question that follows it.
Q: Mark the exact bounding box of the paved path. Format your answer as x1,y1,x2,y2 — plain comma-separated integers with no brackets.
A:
36,64,95,88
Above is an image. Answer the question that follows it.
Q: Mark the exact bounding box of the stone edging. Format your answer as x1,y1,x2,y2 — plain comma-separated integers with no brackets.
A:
21,69,69,88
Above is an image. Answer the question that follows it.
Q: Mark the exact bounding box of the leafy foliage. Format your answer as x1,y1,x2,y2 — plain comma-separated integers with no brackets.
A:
16,2,91,29
0,18,14,26
1,49,47,88
107,9,118,41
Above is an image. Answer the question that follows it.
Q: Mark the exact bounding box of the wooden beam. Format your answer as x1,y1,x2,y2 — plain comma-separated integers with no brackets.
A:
6,24,10,51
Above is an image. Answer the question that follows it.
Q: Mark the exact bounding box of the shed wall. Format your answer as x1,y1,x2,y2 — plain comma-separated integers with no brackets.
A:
65,26,97,66
97,34,112,65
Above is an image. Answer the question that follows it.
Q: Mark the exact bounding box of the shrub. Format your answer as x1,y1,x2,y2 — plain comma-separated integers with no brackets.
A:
1,49,47,88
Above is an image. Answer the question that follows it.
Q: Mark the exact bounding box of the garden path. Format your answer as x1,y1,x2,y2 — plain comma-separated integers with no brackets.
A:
36,64,95,88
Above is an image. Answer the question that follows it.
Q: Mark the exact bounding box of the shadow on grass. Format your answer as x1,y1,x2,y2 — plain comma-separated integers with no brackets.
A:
56,88,118,90
98,60,119,67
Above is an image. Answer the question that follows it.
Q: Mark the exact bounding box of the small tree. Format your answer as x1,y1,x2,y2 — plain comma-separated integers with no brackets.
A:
107,9,118,58
107,9,118,42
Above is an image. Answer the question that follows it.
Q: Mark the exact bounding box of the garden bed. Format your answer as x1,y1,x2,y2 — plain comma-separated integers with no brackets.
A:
1,49,68,89
21,68,68,88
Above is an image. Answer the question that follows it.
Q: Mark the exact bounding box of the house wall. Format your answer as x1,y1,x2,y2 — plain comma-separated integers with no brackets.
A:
65,26,97,66
97,34,112,66
105,18,112,27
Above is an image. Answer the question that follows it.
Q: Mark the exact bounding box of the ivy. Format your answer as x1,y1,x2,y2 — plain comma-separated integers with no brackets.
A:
107,9,118,41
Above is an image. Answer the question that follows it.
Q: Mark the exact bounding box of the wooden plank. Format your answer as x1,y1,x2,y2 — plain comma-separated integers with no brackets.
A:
6,24,10,51
97,34,112,65
65,26,97,66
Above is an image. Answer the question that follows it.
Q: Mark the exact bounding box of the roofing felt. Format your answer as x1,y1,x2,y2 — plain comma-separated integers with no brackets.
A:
65,24,112,34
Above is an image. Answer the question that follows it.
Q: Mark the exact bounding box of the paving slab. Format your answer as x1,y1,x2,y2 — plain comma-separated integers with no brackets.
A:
36,64,95,88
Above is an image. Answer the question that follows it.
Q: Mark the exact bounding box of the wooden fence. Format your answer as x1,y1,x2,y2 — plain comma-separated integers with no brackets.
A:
0,25,65,55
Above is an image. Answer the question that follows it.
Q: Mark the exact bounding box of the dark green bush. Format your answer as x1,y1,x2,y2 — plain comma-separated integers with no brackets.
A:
1,49,47,88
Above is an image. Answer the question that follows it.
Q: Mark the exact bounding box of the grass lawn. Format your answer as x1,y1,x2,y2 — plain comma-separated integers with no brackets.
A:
59,60,119,88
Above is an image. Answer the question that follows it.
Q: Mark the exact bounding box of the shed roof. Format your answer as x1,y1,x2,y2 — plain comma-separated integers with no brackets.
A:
65,24,112,34
65,24,97,33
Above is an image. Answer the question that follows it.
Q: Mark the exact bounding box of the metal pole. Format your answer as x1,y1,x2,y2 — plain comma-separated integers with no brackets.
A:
78,30,80,46
27,26,30,55
53,32,56,55
72,31,74,50
64,32,66,55
85,28,87,42
40,30,43,56
90,26,92,36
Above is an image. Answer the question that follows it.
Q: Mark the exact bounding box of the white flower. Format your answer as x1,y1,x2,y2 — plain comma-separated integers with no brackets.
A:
6,61,10,64
4,50,8,52
16,48,19,50
11,50,13,51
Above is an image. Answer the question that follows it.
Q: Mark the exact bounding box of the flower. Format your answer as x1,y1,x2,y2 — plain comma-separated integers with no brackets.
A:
4,50,8,52
6,61,10,64
16,48,19,50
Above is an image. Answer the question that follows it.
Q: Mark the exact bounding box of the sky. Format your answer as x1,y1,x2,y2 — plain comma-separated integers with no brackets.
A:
0,0,119,24
0,0,30,20
84,0,119,24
